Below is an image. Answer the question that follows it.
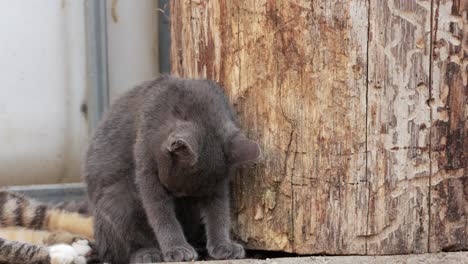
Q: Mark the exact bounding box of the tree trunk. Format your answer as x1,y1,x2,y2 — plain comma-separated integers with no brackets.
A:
170,0,467,255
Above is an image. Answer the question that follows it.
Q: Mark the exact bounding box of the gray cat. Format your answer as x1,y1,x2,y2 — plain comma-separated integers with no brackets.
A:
83,76,261,263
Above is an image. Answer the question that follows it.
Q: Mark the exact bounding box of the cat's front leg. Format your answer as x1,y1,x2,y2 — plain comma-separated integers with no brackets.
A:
140,189,198,262
135,144,197,262
200,185,245,260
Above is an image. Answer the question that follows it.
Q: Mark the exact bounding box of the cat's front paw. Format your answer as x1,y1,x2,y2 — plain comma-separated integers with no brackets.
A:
130,248,162,263
163,244,198,262
48,244,86,264
71,239,92,257
208,241,245,260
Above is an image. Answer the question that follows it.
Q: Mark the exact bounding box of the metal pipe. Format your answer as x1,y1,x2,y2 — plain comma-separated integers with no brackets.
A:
158,0,171,73
85,0,109,131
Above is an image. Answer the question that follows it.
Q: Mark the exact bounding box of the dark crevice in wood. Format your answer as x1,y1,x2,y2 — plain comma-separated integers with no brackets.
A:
189,0,193,77
245,249,301,259
364,0,372,255
274,0,296,252
427,0,440,253
237,2,240,106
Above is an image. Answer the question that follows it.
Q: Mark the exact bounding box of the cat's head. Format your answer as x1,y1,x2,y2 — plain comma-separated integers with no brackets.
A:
155,120,261,197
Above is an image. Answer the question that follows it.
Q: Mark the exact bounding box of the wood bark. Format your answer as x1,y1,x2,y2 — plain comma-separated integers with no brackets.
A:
170,0,467,255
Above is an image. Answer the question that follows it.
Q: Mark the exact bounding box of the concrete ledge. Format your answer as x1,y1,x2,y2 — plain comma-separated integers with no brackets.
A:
160,252,468,264
2,183,86,203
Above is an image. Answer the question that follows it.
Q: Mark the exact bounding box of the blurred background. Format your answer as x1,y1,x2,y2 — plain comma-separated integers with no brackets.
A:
0,0,169,186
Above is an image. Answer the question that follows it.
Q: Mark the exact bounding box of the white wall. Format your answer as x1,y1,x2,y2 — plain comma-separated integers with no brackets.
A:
0,0,88,185
106,0,159,101
0,0,159,186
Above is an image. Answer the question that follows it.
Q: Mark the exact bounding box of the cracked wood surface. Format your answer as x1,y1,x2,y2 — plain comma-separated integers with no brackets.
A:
366,0,432,254
170,0,467,255
429,0,467,253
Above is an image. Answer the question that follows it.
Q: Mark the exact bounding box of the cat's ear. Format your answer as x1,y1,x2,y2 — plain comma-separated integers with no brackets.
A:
166,133,198,166
227,134,262,166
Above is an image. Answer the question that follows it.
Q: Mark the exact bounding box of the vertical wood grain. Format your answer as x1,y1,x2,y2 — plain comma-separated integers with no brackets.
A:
429,0,467,252
366,0,432,254
170,0,467,255
171,0,369,254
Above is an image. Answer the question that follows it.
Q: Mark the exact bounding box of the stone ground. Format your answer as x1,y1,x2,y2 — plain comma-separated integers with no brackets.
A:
158,252,468,264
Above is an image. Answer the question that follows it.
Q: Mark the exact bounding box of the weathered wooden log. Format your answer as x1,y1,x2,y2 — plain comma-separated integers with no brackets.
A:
429,0,467,253
170,0,467,255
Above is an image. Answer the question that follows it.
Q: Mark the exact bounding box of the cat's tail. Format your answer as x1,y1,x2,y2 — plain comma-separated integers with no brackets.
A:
0,191,94,240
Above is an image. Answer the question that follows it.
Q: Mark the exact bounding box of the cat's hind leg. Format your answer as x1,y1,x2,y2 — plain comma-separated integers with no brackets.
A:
93,185,160,264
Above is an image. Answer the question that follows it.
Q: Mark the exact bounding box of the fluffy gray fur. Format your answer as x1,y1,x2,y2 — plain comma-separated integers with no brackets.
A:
84,76,261,263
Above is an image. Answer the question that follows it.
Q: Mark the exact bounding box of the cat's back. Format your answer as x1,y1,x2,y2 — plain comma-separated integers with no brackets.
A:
0,191,47,229
84,76,236,188
139,76,237,130
83,76,173,198
84,76,170,171
92,75,234,141
89,76,169,144
0,191,93,240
